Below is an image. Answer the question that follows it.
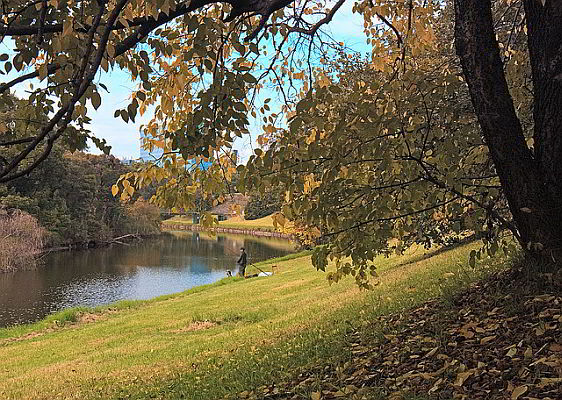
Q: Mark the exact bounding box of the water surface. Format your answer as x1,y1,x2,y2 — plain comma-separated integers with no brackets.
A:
0,231,294,327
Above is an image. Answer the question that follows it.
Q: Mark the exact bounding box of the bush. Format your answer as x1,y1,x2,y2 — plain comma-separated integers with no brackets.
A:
0,209,45,272
124,199,161,235
244,191,281,220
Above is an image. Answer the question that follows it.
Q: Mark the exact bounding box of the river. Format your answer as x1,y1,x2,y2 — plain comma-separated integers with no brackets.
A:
0,231,295,328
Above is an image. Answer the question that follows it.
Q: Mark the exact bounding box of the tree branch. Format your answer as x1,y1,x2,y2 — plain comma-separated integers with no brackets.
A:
0,63,60,94
323,196,460,239
0,136,36,147
375,12,403,48
37,0,47,44
287,0,346,37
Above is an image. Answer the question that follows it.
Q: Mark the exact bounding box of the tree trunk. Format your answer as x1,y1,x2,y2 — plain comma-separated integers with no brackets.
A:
454,0,562,262
523,0,562,201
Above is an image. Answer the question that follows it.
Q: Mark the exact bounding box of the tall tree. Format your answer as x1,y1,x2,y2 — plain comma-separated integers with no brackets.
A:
1,0,561,269
454,0,562,260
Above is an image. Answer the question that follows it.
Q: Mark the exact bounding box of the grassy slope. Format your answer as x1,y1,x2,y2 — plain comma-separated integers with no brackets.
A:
0,243,508,400
162,215,277,232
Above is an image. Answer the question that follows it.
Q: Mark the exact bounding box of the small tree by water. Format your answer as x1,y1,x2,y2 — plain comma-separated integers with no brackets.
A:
0,209,44,272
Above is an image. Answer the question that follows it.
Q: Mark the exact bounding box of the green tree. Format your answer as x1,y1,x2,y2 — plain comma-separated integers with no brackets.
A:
244,187,282,220
2,0,561,273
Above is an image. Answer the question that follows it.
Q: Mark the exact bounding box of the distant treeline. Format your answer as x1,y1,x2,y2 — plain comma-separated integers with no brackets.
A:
0,150,161,247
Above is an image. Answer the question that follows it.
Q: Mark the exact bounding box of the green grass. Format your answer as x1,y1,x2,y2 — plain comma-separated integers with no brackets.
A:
162,214,278,232
161,216,193,226
217,215,277,231
0,242,510,400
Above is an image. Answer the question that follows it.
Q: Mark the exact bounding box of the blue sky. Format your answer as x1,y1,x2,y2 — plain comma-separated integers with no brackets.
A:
88,2,369,163
1,1,368,163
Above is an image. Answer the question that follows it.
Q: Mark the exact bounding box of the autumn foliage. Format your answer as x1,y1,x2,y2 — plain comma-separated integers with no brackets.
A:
0,209,44,272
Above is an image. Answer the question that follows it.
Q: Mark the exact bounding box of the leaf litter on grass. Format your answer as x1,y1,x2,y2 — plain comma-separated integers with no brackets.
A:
234,265,562,400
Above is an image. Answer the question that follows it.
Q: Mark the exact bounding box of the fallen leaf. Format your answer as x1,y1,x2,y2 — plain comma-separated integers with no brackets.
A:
511,385,527,399
454,370,473,386
549,343,562,352
428,378,443,394
424,347,438,358
460,330,475,339
480,335,497,344
537,377,562,388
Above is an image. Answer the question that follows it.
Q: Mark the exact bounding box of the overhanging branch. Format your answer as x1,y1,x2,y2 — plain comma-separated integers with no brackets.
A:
287,0,346,38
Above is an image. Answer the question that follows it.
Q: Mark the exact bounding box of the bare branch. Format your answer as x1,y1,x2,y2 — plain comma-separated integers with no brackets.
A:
242,0,296,40
37,0,47,44
0,63,60,94
375,13,403,48
323,196,461,238
0,136,37,147
288,0,346,37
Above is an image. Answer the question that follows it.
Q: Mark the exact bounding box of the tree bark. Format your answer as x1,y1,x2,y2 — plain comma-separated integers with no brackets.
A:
523,0,562,201
454,0,562,261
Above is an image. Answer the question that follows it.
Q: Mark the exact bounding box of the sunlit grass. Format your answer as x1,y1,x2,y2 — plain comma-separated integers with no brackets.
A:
162,214,277,231
218,215,275,230
0,241,510,400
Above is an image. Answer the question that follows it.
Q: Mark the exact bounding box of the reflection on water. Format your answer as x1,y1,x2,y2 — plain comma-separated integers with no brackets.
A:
0,231,294,327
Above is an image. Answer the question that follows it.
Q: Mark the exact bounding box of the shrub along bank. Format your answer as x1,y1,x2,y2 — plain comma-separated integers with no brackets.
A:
0,209,44,272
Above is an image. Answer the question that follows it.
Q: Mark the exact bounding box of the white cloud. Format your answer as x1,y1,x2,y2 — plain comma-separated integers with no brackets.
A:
86,68,146,159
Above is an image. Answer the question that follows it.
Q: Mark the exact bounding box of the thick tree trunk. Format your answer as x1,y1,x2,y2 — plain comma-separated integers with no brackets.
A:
454,0,562,261
524,0,562,201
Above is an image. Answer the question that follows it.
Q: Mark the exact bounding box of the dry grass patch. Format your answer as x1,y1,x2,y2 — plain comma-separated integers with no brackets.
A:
171,320,217,333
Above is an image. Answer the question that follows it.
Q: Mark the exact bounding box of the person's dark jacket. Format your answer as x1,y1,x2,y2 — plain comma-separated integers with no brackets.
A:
237,251,247,268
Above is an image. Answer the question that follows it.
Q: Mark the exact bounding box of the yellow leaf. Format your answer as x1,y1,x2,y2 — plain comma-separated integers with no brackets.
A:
310,392,321,400
38,64,48,81
424,347,438,358
111,185,119,197
480,335,497,344
537,377,562,388
107,43,116,59
454,370,473,386
511,385,527,399
506,347,517,357
91,92,101,110
62,18,73,37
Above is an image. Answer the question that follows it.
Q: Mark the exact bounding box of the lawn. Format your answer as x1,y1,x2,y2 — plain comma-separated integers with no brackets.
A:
162,214,278,232
218,215,276,230
0,242,508,400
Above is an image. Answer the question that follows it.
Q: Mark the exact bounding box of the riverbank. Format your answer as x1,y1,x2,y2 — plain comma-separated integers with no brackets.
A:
1,231,294,327
40,233,150,254
162,214,291,238
163,223,291,238
0,243,514,399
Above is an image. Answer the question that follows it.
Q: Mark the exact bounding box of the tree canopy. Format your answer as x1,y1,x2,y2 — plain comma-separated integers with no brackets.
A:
2,0,562,283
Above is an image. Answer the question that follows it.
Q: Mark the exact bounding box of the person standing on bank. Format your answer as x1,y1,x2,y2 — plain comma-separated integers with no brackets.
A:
237,247,247,278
